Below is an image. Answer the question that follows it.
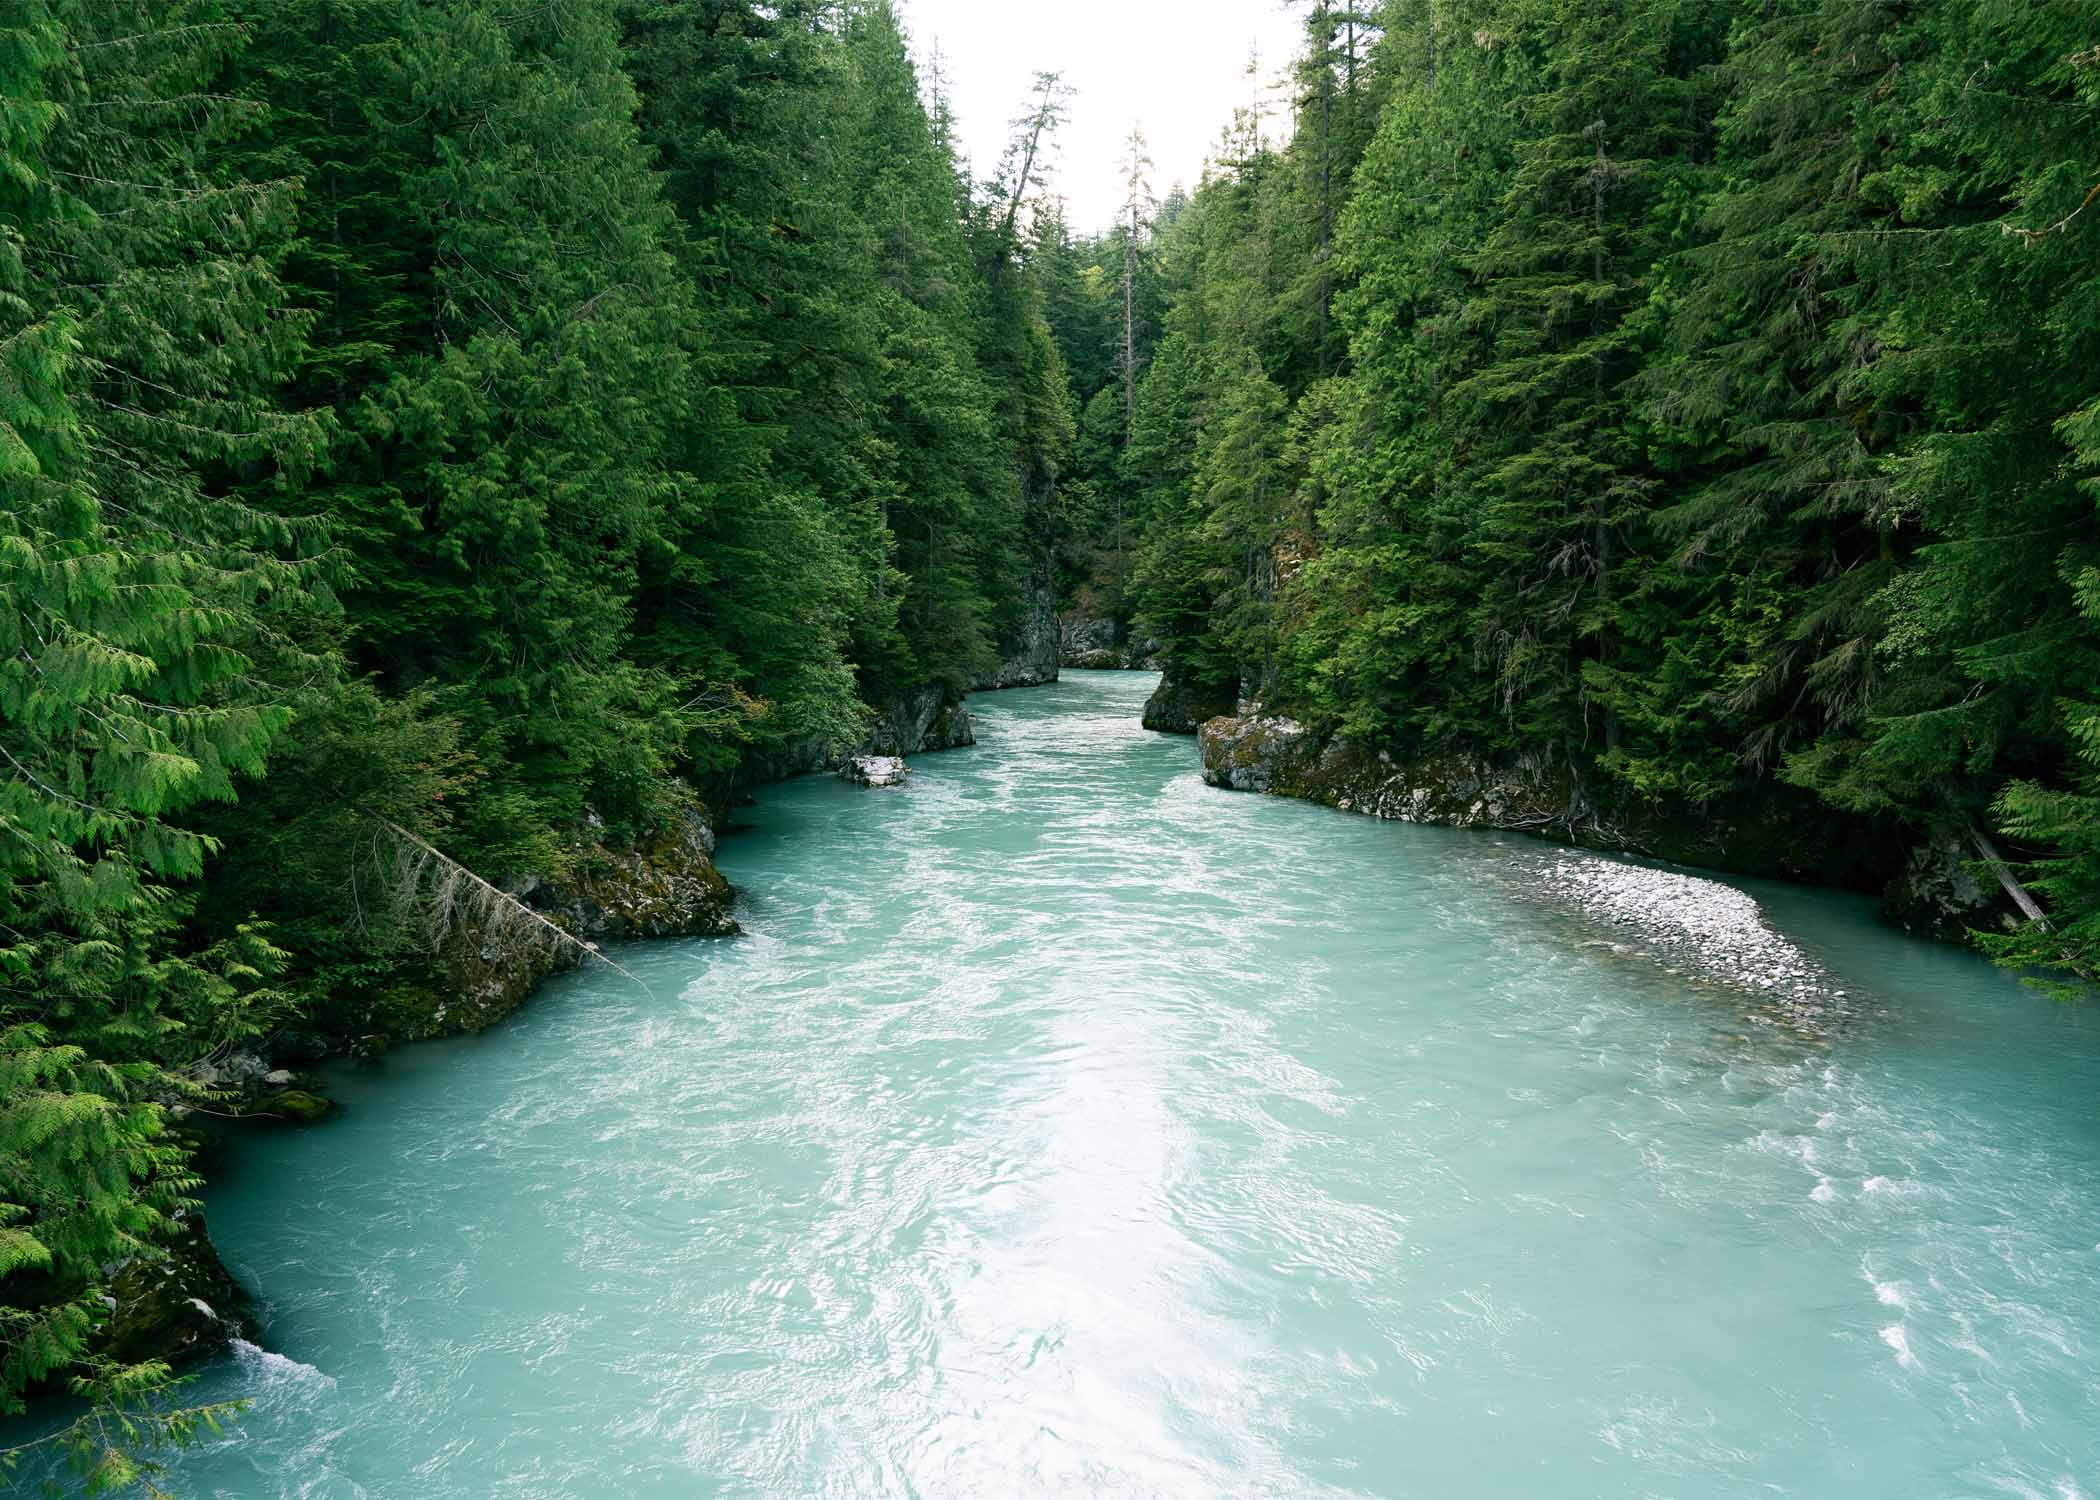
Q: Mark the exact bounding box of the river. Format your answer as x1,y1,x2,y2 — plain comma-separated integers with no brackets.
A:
76,672,2100,1496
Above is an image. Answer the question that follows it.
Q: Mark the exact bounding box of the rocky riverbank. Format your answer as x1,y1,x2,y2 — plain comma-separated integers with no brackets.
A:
119,674,1016,1381
1193,707,2011,938
114,781,749,1382
1058,612,1161,671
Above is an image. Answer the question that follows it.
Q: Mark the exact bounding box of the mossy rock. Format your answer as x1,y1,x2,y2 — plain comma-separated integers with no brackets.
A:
253,1088,336,1124
97,1215,252,1371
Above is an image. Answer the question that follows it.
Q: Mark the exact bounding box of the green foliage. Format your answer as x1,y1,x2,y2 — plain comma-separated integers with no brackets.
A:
2,1358,247,1496
3,0,314,1420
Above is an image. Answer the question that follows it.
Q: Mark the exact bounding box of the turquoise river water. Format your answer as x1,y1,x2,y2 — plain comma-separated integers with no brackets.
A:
47,672,2100,1496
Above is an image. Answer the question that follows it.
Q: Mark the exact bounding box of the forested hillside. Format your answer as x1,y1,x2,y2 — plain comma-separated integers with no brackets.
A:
1046,0,2100,981
1,0,1070,1457
7,0,2100,1474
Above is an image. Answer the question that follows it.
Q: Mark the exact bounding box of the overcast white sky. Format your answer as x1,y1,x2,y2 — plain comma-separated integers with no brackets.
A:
895,0,1307,232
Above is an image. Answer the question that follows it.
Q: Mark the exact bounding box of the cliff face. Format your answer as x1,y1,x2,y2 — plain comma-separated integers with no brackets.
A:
1059,612,1162,671
1193,708,2002,934
975,571,1059,690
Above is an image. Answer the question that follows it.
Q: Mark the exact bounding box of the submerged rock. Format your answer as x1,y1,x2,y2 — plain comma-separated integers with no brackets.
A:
97,1215,252,1372
252,1088,336,1125
842,754,911,788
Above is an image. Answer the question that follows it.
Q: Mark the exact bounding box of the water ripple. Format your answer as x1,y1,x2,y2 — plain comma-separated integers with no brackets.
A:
30,671,2100,1499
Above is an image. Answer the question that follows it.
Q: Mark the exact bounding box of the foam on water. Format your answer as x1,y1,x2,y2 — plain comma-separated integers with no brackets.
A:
230,1339,335,1391
16,672,2100,1497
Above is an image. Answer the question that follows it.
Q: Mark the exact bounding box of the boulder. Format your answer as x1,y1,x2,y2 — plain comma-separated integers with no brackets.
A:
97,1215,252,1372
1197,712,1323,793
252,1088,336,1125
1141,668,1238,735
842,755,911,788
1070,649,1125,671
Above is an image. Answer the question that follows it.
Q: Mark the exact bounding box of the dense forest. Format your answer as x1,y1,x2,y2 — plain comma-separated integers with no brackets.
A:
1041,0,2100,976
3,0,2099,1483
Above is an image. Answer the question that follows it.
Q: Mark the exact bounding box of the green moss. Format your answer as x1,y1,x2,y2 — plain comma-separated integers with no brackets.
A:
253,1089,336,1125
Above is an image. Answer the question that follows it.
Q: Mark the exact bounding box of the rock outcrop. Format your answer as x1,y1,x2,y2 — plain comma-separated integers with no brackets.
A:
1195,706,1914,894
96,1214,252,1373
1142,668,1238,736
1062,613,1124,659
1058,612,1163,671
976,572,1060,689
751,682,976,785
536,798,738,944
376,784,739,1042
864,683,976,757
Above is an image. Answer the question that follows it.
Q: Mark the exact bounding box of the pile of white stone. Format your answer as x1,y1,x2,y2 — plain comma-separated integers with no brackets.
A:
1536,851,1837,1009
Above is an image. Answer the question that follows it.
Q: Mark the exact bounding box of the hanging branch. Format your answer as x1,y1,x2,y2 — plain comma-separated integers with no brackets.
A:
2002,181,2100,244
1964,816,2050,930
373,818,646,990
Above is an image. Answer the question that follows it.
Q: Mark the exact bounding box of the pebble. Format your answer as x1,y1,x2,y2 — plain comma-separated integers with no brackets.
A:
1529,852,1836,1014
